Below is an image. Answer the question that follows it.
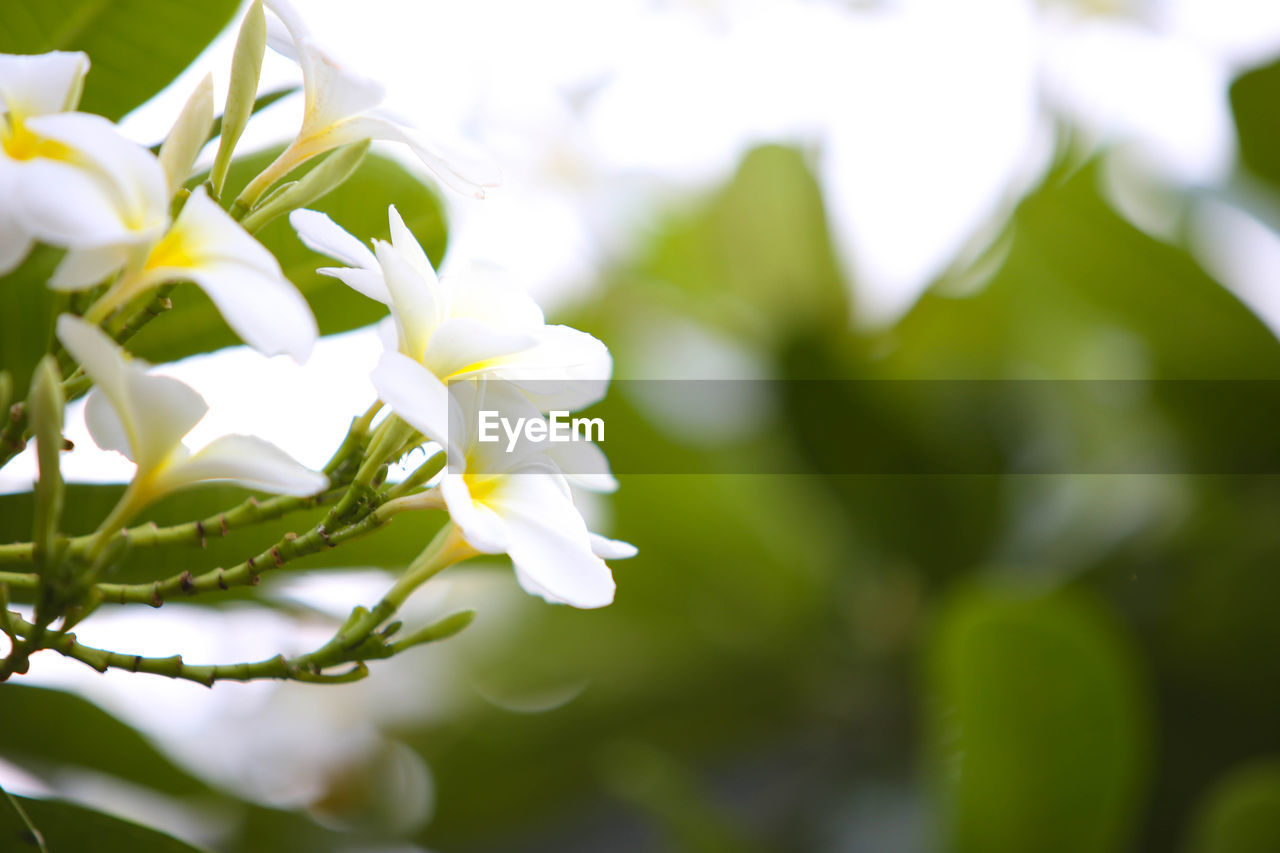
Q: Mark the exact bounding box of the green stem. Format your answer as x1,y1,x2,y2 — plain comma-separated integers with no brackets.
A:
4,610,368,686
1,783,47,853
94,496,401,606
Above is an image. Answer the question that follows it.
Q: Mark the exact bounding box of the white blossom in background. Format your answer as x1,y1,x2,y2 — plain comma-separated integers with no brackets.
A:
237,0,500,206
56,316,327,523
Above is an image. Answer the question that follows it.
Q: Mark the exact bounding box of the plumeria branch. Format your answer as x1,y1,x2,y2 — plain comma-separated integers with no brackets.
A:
1,525,474,686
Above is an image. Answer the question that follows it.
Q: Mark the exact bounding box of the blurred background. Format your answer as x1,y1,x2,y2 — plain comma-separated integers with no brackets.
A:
7,0,1280,850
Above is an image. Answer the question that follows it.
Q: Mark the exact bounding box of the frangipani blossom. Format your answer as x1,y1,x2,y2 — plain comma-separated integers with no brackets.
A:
59,187,319,363
291,206,610,439
2,54,313,361
239,0,500,205
1,52,178,267
56,315,327,524
403,379,633,609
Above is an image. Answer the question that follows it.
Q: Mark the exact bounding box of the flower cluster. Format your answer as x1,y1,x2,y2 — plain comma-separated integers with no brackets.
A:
0,0,631,687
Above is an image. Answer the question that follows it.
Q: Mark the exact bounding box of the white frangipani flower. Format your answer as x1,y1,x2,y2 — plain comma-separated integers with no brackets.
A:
0,50,96,273
59,187,319,363
239,0,500,205
56,315,327,525
404,380,633,609
1,53,312,363
291,206,610,439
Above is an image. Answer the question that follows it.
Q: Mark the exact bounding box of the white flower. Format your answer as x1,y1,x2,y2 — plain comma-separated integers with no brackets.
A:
412,380,633,609
0,50,101,273
56,315,327,523
291,206,610,438
1,55,313,361
60,187,319,363
239,0,500,205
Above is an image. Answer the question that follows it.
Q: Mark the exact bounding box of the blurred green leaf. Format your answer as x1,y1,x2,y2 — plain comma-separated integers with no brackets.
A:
1231,58,1280,191
0,794,207,852
627,144,847,346
129,149,446,363
1187,759,1280,853
927,585,1150,853
880,160,1280,379
0,248,62,399
0,685,212,797
0,0,239,122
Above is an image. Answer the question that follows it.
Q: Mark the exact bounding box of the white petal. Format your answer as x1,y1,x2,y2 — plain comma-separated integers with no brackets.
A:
317,266,388,302
458,378,563,476
154,434,327,497
545,437,618,493
49,245,128,290
375,238,439,360
447,262,545,329
83,387,133,460
165,186,278,271
57,316,207,471
493,475,615,609
386,204,434,280
290,208,377,271
17,159,143,249
261,0,308,50
185,258,318,362
146,189,318,362
421,316,539,381
294,38,385,137
264,12,302,63
371,350,450,446
589,533,637,560
0,51,89,116
0,190,33,275
440,474,508,553
25,113,168,235
492,325,613,412
320,115,500,199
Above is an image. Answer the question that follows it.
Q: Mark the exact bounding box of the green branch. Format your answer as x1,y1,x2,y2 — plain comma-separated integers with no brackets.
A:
0,487,345,565
94,495,401,606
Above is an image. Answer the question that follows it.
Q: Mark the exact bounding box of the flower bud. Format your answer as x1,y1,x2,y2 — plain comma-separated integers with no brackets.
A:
29,356,65,566
212,0,267,197
240,140,369,233
159,74,214,196
389,610,476,654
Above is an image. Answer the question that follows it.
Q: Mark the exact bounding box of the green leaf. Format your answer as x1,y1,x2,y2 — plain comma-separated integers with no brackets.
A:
926,586,1151,853
0,685,213,798
0,248,62,400
0,794,207,852
633,144,847,346
1187,759,1280,853
881,159,1280,380
1231,58,1280,191
129,149,447,363
0,0,240,121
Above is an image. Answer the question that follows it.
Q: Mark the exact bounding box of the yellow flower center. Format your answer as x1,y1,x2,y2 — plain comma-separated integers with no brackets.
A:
145,228,196,271
463,469,502,505
1,115,73,162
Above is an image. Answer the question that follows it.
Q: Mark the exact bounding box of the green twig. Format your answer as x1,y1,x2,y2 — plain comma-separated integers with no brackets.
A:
1,783,47,853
